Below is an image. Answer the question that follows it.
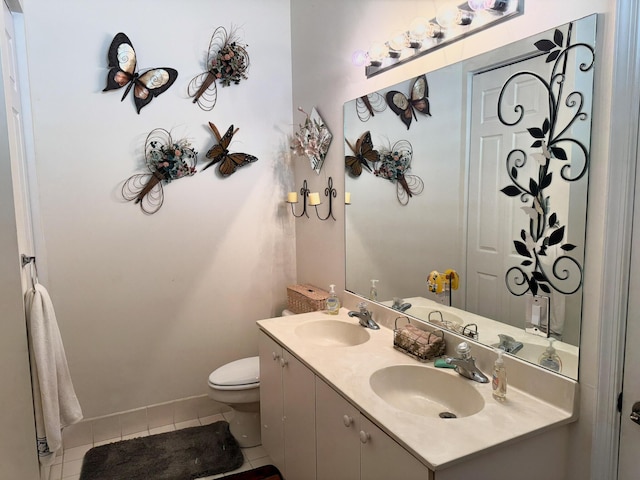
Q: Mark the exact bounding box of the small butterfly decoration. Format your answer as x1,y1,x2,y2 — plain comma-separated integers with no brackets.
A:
385,74,431,129
103,33,178,114
122,129,198,214
374,139,424,205
188,27,250,111
356,92,387,122
345,131,380,177
203,122,258,176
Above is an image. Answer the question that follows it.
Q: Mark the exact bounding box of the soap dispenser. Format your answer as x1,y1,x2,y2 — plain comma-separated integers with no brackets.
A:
369,279,379,301
326,284,340,315
538,338,562,372
492,349,507,402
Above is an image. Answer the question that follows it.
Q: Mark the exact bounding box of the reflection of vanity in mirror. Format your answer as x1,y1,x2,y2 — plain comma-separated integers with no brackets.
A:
344,15,596,380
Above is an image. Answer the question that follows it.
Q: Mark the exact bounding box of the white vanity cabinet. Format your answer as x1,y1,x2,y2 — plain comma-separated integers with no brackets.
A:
315,377,432,480
258,332,316,480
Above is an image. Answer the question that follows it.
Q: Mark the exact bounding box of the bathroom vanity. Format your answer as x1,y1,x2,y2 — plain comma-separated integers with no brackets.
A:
257,308,578,480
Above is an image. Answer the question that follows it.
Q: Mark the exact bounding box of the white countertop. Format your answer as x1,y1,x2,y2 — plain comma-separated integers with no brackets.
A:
257,308,578,471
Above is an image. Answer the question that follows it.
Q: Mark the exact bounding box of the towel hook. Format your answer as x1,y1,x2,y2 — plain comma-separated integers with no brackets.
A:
20,254,38,291
21,254,36,267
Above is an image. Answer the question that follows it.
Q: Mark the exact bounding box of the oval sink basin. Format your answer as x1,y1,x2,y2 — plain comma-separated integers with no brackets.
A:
295,320,370,347
369,365,485,418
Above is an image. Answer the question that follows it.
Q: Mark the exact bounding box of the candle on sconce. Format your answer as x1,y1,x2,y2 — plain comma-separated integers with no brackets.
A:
345,192,351,205
287,192,298,203
308,192,321,206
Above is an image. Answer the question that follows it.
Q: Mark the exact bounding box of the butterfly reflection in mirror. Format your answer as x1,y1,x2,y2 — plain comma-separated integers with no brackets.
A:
121,129,197,214
345,131,380,177
103,33,178,114
202,122,258,176
356,92,387,122
385,74,431,129
374,140,424,205
188,26,250,111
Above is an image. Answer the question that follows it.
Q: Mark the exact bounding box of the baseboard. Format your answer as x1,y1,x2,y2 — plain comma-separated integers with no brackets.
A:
62,394,230,449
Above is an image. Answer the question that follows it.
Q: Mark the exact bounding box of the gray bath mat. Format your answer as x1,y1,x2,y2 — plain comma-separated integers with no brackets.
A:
79,421,244,480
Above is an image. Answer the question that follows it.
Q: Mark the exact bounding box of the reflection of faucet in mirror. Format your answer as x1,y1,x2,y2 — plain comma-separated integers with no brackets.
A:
392,297,412,312
496,334,524,354
445,342,489,383
348,302,380,330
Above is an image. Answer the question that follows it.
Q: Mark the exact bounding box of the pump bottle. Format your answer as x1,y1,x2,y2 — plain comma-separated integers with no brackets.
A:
492,349,507,401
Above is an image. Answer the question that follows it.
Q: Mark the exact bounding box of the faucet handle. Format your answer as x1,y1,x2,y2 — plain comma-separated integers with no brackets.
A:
357,301,369,312
455,341,471,359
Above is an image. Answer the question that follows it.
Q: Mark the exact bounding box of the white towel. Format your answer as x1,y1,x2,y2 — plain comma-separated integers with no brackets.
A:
25,283,83,466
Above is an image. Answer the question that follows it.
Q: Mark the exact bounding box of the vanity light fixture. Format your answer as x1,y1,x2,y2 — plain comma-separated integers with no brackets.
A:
362,0,523,77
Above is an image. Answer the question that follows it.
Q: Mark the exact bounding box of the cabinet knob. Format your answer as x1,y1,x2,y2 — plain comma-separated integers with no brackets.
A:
272,352,279,361
342,415,353,427
359,430,370,444
280,357,288,368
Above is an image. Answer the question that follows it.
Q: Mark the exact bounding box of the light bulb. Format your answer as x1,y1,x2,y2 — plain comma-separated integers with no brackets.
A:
435,4,459,28
467,0,486,11
367,42,389,66
388,31,408,52
409,17,429,47
351,50,367,67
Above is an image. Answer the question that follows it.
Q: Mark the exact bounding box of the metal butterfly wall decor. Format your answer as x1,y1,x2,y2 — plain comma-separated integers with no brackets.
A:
385,74,431,129
104,33,178,114
202,122,258,176
345,131,380,177
188,27,250,111
374,139,424,205
121,129,197,214
356,92,387,122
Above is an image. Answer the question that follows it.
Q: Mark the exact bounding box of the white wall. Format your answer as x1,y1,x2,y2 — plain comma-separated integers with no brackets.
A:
290,1,616,479
20,0,295,418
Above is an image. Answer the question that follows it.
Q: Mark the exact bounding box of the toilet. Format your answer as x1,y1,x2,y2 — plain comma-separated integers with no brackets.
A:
208,356,261,448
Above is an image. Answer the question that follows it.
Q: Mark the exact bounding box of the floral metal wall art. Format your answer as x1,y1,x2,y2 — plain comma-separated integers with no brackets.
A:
385,74,430,129
122,129,197,214
202,122,258,177
103,33,178,114
345,131,379,177
499,21,594,297
374,139,424,205
188,27,250,111
290,107,333,174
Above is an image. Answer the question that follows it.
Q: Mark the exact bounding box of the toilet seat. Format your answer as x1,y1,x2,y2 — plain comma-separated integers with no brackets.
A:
209,356,260,391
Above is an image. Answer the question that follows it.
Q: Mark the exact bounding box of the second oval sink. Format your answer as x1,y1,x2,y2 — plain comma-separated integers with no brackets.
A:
369,365,485,418
295,320,370,347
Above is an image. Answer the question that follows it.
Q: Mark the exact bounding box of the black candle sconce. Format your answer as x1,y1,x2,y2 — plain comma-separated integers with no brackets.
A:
287,179,311,218
287,177,339,221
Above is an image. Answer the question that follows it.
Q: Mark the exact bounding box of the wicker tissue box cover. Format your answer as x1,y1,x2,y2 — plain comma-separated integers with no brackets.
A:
287,284,329,313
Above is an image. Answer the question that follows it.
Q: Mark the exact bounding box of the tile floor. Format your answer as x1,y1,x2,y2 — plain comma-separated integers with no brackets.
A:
49,412,273,480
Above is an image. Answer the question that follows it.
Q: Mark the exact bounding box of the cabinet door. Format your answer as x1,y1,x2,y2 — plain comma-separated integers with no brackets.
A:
360,416,432,480
282,350,316,480
258,333,285,473
316,377,360,480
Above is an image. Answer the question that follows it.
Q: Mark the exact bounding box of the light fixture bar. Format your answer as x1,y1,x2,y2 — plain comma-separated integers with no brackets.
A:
364,0,524,78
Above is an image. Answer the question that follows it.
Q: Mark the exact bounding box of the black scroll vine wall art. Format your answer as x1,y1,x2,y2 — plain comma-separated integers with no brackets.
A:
498,21,595,298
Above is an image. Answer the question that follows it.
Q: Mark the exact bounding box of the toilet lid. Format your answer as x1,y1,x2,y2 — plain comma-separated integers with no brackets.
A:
209,356,260,387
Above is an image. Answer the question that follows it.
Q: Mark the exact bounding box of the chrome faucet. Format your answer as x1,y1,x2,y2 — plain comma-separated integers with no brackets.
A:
445,342,489,383
496,334,523,354
391,297,412,312
348,302,380,330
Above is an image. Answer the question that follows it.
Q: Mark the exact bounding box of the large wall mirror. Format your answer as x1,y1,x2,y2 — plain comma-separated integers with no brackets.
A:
344,15,596,380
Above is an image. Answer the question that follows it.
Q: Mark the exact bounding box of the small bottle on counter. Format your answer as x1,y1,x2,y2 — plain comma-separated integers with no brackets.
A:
492,349,507,402
326,284,340,315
